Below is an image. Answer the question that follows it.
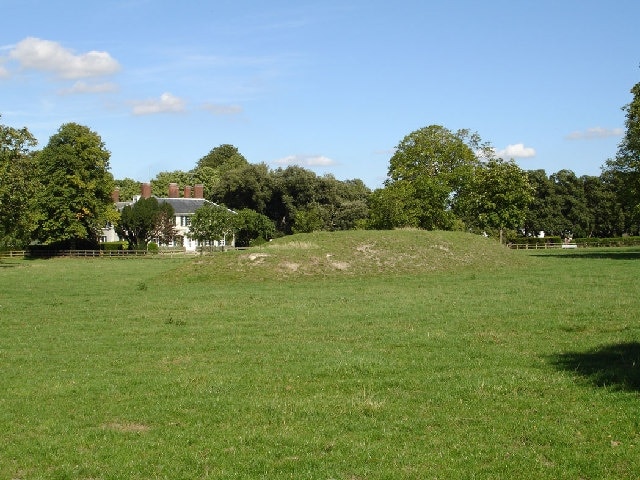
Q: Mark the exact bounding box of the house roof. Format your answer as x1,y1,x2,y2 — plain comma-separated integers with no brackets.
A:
158,198,212,214
115,196,235,215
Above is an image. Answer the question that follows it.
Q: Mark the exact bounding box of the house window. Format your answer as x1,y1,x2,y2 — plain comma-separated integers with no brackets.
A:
180,216,191,227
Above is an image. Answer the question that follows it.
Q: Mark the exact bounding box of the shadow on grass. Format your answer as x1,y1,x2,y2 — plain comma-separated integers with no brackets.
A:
532,250,640,261
550,342,640,392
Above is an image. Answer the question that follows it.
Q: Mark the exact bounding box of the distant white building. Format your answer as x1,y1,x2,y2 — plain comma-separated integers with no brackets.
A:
103,182,235,251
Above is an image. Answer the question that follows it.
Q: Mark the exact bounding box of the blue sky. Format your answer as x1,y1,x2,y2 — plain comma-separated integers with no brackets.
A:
1,0,638,188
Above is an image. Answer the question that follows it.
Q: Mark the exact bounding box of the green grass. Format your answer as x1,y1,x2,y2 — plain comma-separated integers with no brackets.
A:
1,231,639,479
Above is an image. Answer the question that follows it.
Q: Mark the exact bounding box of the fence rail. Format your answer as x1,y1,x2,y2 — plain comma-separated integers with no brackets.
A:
0,249,199,259
508,240,640,249
0,248,249,259
0,250,27,259
508,243,577,250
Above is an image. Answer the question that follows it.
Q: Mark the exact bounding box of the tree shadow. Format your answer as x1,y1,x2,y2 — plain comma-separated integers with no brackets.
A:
549,342,640,392
531,251,640,260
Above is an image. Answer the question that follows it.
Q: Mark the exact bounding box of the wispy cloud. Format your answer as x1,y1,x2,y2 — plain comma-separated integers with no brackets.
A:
132,92,186,115
9,37,120,79
201,102,243,115
495,143,536,159
565,127,623,140
273,154,337,167
59,81,118,95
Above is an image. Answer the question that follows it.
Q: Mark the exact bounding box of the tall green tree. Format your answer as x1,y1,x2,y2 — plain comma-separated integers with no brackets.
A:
460,159,533,243
582,174,625,237
188,204,236,252
523,170,563,237
211,163,273,213
550,169,591,238
116,197,175,249
0,118,39,248
34,123,114,247
196,144,248,171
269,166,323,233
603,79,640,232
381,125,487,229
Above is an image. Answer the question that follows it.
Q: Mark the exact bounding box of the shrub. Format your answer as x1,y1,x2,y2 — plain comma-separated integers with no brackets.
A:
101,242,127,251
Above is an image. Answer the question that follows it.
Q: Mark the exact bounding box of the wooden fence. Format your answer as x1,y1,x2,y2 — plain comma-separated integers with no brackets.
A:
507,243,578,250
0,249,198,259
0,247,248,259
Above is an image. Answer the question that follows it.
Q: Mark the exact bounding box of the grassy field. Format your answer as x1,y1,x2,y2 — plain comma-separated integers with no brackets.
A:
1,230,639,479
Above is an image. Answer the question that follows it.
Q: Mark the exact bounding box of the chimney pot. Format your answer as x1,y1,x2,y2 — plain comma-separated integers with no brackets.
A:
141,183,151,199
194,184,204,199
168,183,179,198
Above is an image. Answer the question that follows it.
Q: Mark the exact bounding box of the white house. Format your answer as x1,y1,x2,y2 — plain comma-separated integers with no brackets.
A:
103,182,235,251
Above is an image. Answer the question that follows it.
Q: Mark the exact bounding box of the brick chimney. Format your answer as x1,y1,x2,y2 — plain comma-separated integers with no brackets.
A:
141,182,152,199
168,183,179,198
194,184,204,199
184,185,192,198
111,188,120,203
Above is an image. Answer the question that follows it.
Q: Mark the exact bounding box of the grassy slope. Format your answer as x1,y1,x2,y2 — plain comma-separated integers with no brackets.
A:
1,231,639,479
186,229,529,279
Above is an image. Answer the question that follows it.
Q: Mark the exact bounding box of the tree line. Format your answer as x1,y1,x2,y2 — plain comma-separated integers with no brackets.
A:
1,77,638,249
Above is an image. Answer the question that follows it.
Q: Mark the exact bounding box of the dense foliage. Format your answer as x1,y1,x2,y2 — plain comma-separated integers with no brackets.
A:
2,73,640,249
33,123,115,248
602,79,640,233
188,203,236,250
0,118,39,248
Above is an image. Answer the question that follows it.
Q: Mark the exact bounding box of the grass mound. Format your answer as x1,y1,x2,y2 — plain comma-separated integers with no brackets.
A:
191,229,525,279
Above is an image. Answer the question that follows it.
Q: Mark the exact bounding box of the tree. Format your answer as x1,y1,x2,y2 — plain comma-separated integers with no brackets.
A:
268,166,322,233
151,170,192,198
460,159,533,243
383,125,487,229
188,204,236,252
196,144,248,171
116,197,175,249
582,174,625,237
550,169,591,238
233,208,275,247
523,170,563,237
0,118,39,248
34,123,114,247
113,177,141,202
603,79,640,232
211,163,273,213
367,182,422,229
152,204,177,246
291,204,326,233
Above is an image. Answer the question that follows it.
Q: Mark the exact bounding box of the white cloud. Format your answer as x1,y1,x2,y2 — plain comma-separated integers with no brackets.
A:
9,37,120,79
0,64,8,78
201,102,243,115
132,92,186,115
273,154,337,167
565,127,624,140
59,81,118,95
495,143,536,159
